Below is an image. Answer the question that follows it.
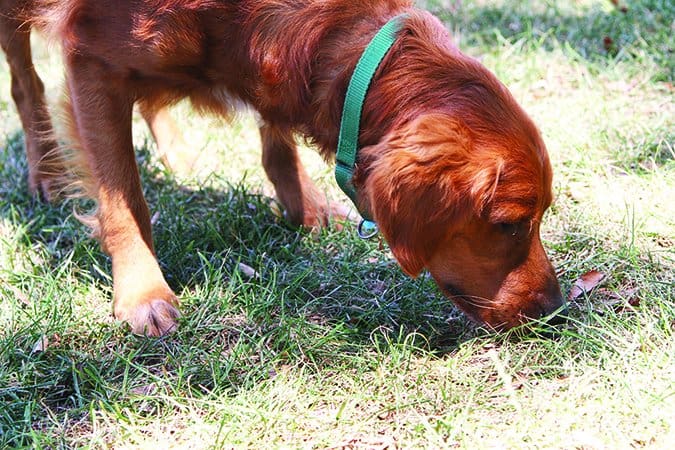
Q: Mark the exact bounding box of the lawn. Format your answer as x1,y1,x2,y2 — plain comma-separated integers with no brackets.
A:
1,0,673,448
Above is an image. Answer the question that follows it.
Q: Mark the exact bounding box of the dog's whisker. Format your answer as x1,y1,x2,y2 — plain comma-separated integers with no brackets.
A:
445,293,498,311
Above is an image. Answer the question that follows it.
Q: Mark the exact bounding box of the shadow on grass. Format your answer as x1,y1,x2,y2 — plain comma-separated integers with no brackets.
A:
1,131,472,341
1,132,479,444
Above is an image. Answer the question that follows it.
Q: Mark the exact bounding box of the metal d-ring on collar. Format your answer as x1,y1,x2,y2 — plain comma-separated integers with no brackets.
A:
357,218,380,239
334,14,408,239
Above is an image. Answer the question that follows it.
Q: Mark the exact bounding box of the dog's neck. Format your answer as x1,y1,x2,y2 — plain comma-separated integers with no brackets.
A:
238,1,413,151
237,3,470,216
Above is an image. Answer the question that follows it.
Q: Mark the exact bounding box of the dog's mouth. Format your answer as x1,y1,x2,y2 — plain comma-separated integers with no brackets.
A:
443,283,464,298
440,282,489,325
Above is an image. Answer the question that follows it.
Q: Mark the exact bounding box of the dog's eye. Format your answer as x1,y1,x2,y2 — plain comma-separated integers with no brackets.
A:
497,222,522,237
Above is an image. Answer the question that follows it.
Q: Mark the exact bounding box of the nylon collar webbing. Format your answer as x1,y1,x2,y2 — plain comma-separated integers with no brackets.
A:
335,14,408,223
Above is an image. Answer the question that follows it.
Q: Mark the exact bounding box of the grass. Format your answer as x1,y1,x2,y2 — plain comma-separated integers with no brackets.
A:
1,0,673,448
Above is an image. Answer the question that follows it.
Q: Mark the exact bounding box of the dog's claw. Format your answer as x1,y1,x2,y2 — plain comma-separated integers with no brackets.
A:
116,298,181,337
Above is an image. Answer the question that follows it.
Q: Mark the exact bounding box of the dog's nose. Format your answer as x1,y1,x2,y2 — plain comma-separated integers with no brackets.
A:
545,304,569,325
537,289,568,326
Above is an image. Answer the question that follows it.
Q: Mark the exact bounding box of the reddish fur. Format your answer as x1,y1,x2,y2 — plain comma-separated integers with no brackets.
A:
0,0,62,198
0,0,192,196
2,0,565,334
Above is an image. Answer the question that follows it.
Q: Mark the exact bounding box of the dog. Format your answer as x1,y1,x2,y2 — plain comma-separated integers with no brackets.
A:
1,0,565,335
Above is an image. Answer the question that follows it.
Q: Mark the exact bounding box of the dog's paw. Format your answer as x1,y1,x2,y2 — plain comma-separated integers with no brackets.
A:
160,143,197,176
115,296,181,337
325,202,354,226
299,202,355,229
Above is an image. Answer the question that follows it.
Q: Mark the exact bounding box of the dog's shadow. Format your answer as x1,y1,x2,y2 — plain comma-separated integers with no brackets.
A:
1,133,481,411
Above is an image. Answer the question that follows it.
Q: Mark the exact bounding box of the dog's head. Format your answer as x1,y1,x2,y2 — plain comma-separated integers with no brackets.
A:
350,12,566,330
359,110,564,330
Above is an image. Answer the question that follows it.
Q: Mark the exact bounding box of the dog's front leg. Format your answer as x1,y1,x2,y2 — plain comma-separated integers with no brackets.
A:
66,58,179,336
260,123,349,227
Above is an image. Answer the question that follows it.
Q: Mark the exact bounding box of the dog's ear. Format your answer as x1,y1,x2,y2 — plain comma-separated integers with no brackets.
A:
362,114,501,277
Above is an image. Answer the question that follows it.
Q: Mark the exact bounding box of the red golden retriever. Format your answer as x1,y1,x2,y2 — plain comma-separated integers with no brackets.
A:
1,0,565,335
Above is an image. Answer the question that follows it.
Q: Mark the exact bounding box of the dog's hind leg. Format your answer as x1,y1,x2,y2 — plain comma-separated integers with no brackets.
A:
139,102,196,175
65,56,179,336
260,123,349,227
0,12,61,199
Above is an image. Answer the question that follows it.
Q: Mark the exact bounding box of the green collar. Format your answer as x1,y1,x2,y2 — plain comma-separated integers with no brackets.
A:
335,14,408,229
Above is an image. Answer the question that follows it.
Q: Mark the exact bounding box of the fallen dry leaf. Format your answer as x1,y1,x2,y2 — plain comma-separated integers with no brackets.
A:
130,383,158,396
609,0,628,11
238,262,259,279
32,335,49,353
597,286,641,312
9,285,30,306
614,296,641,313
568,270,606,301
603,36,615,52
